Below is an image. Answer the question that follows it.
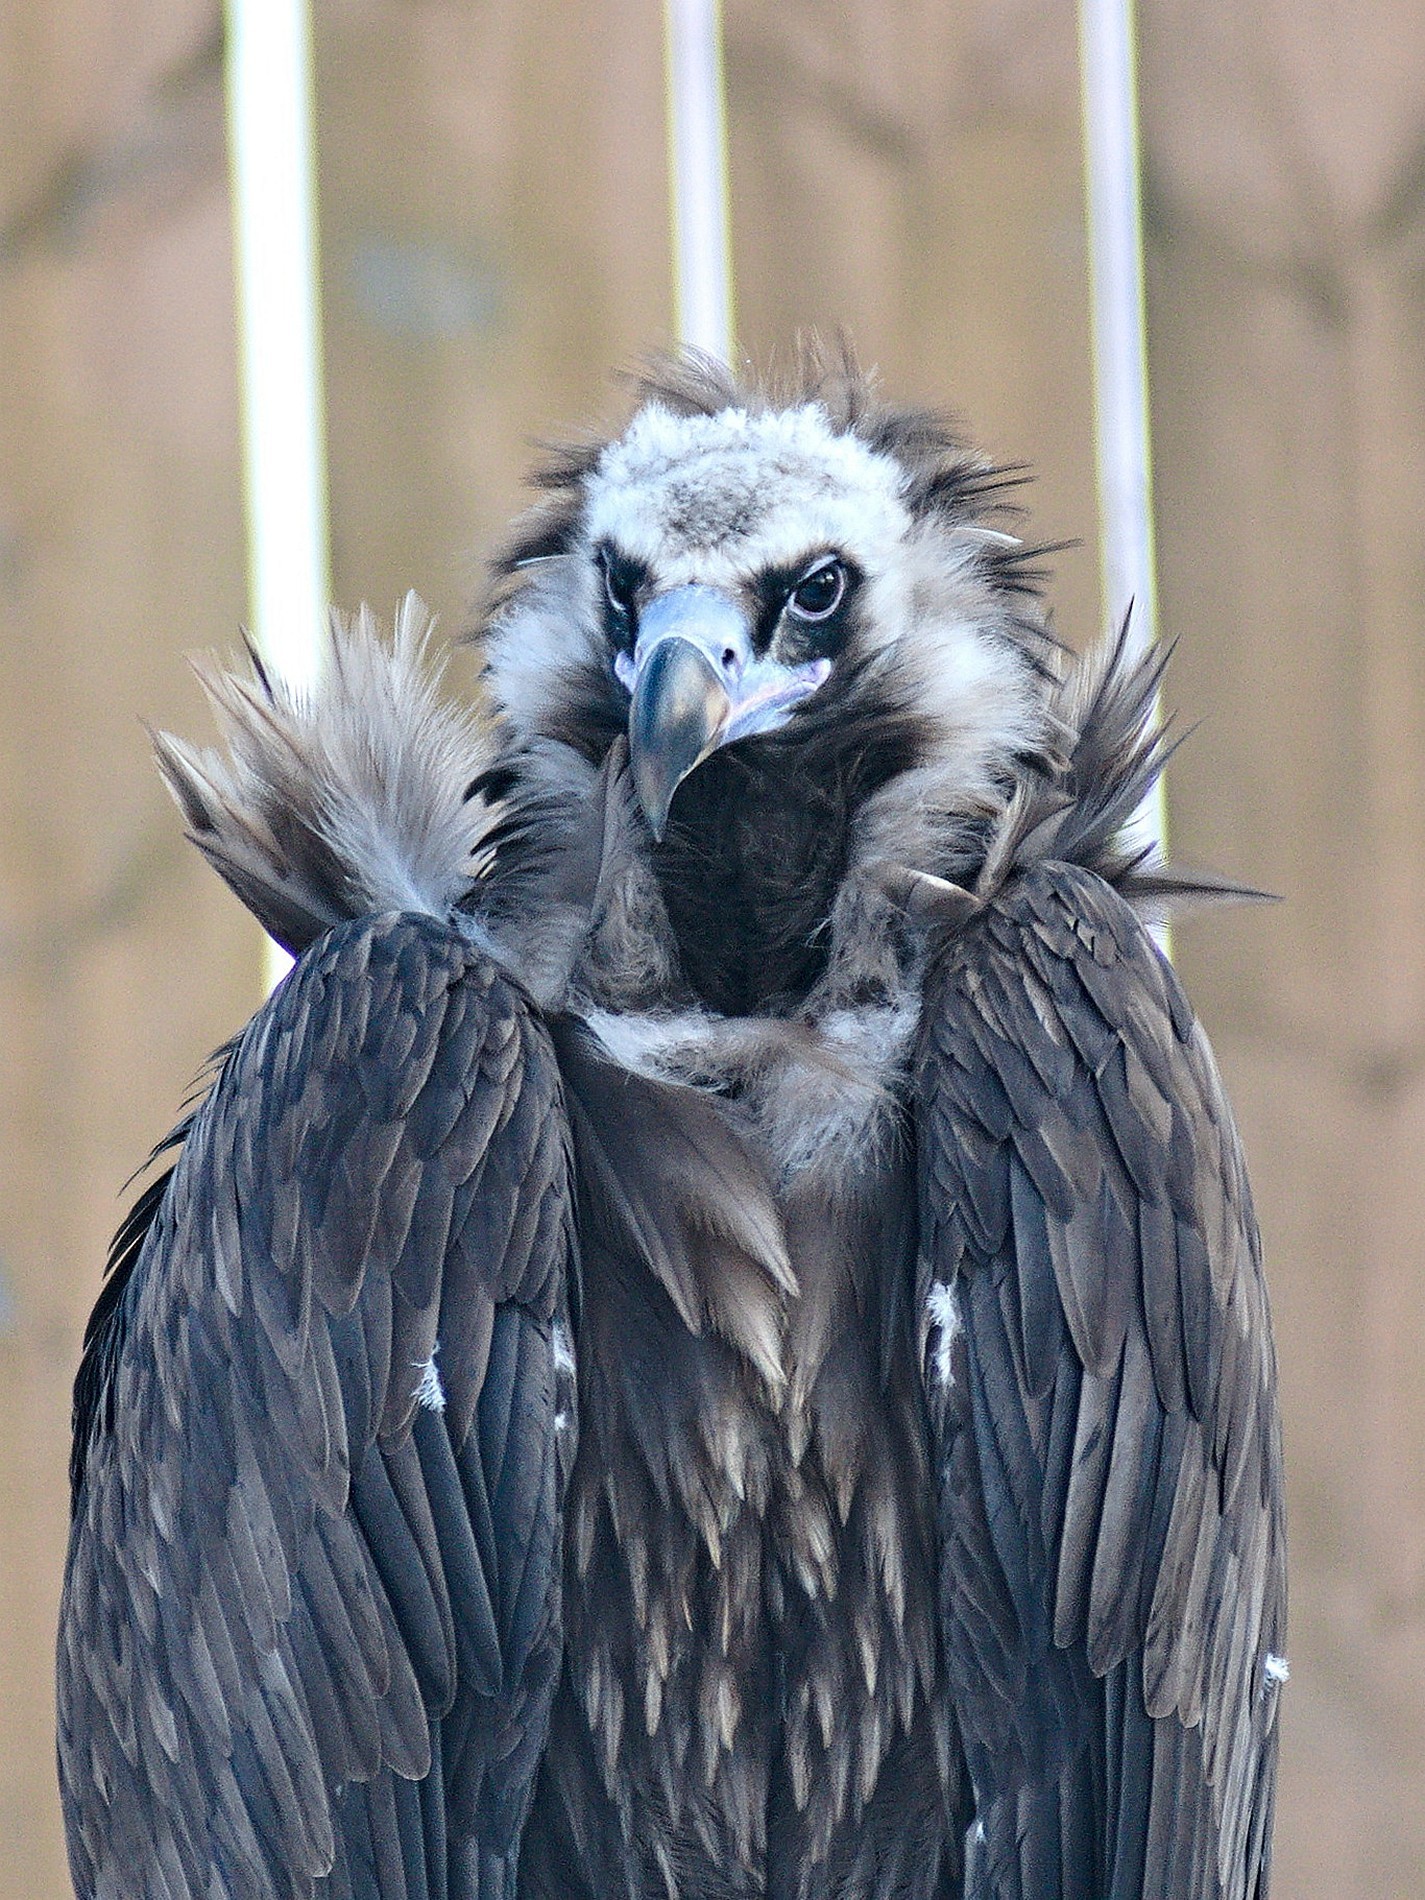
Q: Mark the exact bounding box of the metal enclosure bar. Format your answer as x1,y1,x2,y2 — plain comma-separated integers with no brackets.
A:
225,0,331,693
225,0,332,984
664,0,735,359
1079,0,1169,869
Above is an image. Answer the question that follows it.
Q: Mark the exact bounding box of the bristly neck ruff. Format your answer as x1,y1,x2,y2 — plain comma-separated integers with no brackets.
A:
647,690,935,1016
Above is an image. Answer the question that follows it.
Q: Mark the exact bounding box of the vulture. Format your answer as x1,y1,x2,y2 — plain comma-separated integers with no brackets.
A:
57,347,1286,1900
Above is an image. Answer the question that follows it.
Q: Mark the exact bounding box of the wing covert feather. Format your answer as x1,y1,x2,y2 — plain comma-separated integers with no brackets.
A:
58,911,577,1900
917,864,1284,1900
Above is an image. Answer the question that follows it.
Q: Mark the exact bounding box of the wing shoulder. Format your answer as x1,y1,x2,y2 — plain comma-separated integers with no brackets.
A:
59,911,577,1900
917,862,1284,1900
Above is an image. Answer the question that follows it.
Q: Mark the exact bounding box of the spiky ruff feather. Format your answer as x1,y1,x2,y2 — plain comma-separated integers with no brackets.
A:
154,595,506,956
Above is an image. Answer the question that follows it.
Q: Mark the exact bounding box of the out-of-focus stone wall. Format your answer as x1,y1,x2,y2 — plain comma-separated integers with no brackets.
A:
2,1,1421,1894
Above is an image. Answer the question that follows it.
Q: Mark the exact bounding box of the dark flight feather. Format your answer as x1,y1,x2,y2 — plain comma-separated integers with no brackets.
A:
58,914,577,1900
918,865,1284,1900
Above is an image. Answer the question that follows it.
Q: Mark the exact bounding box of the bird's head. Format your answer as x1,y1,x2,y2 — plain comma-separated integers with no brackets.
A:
482,348,1059,856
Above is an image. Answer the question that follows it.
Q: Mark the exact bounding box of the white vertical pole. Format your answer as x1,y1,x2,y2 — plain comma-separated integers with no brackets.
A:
663,0,734,360
1079,0,1168,873
225,0,331,981
225,0,331,690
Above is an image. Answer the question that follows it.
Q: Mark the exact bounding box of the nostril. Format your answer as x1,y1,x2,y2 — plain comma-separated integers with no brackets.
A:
722,648,737,671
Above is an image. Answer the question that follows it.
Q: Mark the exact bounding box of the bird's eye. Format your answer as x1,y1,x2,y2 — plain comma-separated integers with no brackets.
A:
600,549,636,620
786,558,847,623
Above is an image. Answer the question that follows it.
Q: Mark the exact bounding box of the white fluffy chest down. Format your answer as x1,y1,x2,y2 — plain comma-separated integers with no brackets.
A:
578,989,922,1189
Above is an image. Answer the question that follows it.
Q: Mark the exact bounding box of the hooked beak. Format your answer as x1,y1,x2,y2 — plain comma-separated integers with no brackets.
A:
613,584,831,840
626,635,731,843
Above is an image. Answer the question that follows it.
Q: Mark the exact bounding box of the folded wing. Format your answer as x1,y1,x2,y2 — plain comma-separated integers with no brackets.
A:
917,864,1285,1900
58,910,577,1900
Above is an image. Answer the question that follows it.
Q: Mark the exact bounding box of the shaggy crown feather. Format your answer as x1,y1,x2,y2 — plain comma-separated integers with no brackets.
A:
481,344,1060,809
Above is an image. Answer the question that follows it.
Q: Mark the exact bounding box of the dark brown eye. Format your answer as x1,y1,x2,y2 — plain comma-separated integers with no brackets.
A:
786,558,847,623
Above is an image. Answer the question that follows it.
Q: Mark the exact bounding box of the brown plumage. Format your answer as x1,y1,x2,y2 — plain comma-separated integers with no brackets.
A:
58,345,1284,1900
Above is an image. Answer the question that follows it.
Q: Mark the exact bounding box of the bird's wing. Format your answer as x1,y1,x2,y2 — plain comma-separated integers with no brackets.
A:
58,910,576,1900
915,862,1285,1900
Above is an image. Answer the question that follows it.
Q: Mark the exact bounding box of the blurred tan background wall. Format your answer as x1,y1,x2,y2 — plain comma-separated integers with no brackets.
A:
1,1,1420,1893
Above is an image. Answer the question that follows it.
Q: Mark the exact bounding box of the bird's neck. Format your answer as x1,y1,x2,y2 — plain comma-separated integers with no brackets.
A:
499,702,937,1022
648,710,928,1016
650,747,852,1015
